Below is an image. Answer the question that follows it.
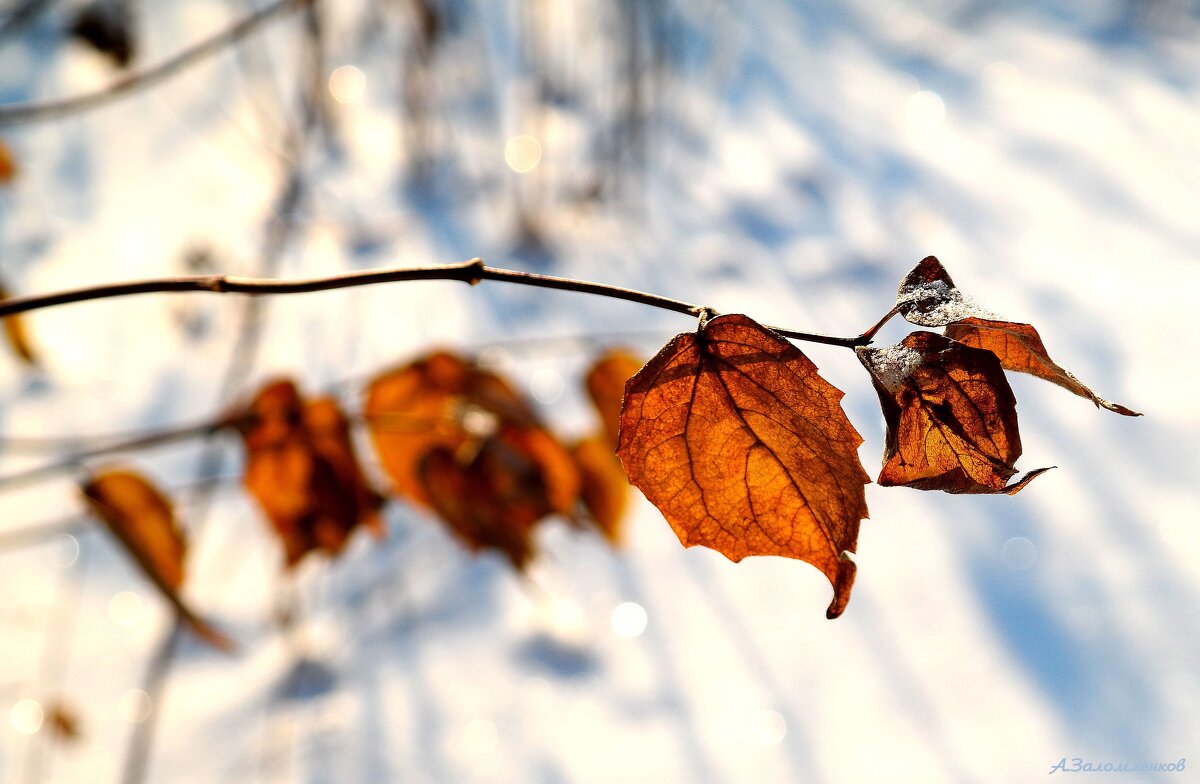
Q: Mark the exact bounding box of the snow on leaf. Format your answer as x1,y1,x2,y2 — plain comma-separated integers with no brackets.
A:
895,256,994,326
857,332,1053,495
896,257,1139,416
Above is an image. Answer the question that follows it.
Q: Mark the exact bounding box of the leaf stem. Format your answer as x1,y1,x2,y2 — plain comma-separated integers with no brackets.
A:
857,306,900,343
0,258,873,348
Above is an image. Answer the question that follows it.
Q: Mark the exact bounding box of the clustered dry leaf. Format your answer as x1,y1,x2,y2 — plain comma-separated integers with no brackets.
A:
72,256,1137,626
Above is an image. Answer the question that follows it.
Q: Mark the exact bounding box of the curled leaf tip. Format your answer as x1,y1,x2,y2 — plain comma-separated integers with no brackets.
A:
944,318,1140,417
825,551,857,620
1003,466,1055,495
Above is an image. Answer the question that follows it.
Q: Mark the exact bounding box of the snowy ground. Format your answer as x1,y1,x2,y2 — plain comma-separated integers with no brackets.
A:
1,0,1198,782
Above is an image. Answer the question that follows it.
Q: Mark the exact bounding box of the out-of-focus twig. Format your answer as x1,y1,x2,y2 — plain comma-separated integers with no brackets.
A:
0,0,305,126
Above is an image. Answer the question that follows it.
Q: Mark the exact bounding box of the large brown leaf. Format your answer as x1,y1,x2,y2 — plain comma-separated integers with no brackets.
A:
857,332,1052,494
238,380,379,567
944,318,1140,416
896,256,1138,415
364,351,536,504
81,469,233,651
617,313,869,619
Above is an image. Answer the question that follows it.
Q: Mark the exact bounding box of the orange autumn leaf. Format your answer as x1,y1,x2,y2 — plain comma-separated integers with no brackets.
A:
0,282,38,366
896,256,1138,416
304,397,386,538
238,380,379,567
45,700,82,743
584,348,643,447
617,313,869,619
81,469,233,651
364,350,536,504
419,446,534,569
0,139,15,183
418,423,577,569
857,332,1053,495
944,317,1140,416
570,434,629,545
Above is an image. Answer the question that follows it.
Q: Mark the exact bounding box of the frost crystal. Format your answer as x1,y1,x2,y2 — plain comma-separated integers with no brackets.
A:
856,344,922,392
897,280,996,326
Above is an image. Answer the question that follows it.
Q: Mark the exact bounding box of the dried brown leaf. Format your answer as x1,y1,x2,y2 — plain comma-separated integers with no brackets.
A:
617,314,869,618
0,139,14,183
0,282,37,366
81,469,232,651
69,0,136,68
239,380,378,567
584,348,643,447
857,331,1052,494
944,317,1141,416
418,423,577,569
44,700,82,743
304,397,386,538
364,351,536,504
896,257,1138,415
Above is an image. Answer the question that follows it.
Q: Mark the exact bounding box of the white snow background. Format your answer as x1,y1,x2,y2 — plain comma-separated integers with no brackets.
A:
1,0,1197,782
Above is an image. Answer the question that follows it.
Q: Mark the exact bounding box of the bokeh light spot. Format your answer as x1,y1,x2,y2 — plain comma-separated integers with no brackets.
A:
754,709,787,745
10,699,43,735
904,90,945,132
51,533,80,568
982,61,1022,99
329,65,366,105
505,135,542,173
611,601,647,638
460,718,498,754
1001,536,1038,571
529,368,564,405
108,591,143,627
118,690,152,724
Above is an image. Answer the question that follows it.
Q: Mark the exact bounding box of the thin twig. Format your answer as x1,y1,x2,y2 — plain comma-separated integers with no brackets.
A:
118,622,182,784
0,258,873,348
0,420,227,491
0,0,305,126
0,516,85,551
